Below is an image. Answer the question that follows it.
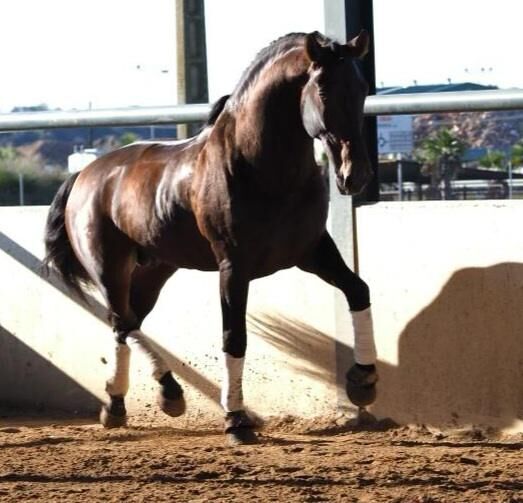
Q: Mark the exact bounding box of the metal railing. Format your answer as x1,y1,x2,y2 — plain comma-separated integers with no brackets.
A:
365,88,523,116
0,89,522,132
0,104,211,132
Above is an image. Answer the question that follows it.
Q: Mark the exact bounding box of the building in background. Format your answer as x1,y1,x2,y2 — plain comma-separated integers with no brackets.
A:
67,147,98,174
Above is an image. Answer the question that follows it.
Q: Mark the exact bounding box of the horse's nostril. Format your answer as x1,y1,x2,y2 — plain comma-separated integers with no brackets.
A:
336,174,351,195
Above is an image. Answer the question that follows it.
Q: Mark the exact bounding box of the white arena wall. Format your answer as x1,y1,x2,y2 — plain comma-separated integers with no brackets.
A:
0,202,521,433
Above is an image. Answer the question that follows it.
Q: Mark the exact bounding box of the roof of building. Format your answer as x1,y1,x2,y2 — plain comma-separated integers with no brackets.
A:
377,82,498,95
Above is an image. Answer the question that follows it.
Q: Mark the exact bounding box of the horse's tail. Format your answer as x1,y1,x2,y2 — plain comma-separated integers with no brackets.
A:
43,172,92,298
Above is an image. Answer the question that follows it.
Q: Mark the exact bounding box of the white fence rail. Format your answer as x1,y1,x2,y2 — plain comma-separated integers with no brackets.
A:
0,89,522,132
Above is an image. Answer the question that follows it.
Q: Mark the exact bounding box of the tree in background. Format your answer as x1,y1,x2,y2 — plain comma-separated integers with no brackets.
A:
0,146,17,162
119,132,140,146
480,140,523,171
416,128,467,200
511,139,523,168
479,149,507,170
0,144,66,205
0,144,40,173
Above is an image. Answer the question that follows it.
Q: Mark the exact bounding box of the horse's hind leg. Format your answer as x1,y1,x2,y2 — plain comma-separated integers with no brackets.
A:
101,260,184,427
65,210,137,427
93,242,141,428
68,212,180,426
128,263,186,417
299,232,378,407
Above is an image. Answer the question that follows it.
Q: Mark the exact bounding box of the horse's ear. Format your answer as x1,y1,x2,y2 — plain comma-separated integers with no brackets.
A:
305,31,328,65
346,30,369,59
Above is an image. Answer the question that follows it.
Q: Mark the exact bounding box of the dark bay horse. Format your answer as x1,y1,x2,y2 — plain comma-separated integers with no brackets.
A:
44,30,378,444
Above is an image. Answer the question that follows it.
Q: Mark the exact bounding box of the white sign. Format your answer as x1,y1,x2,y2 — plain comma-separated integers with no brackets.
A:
378,115,413,155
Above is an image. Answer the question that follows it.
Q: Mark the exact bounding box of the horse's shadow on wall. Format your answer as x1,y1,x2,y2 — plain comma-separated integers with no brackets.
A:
374,263,523,429
250,263,523,430
2,228,522,428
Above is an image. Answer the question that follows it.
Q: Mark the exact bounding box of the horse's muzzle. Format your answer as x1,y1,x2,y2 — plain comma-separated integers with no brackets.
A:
336,173,353,195
323,135,371,195
336,162,372,195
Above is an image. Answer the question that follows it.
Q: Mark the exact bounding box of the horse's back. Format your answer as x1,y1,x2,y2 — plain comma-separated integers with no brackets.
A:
65,138,218,270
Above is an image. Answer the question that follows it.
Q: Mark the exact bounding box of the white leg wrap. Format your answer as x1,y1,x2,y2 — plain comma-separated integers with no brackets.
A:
221,353,245,412
129,330,170,381
351,307,377,365
106,343,131,396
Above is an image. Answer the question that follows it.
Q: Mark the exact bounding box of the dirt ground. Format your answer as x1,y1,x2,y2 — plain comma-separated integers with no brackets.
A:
0,415,521,503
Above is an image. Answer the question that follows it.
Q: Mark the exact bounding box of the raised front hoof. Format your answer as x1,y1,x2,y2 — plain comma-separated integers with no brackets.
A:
225,410,258,446
157,394,186,417
346,364,378,407
100,405,127,429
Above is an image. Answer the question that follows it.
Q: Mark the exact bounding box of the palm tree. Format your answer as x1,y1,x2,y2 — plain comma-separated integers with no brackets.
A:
479,149,506,170
417,128,467,200
511,139,523,168
0,145,17,162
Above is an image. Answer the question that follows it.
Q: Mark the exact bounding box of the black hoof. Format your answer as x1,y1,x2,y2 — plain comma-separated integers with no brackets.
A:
224,410,258,446
346,364,378,407
158,372,186,417
100,396,127,428
157,394,186,417
226,427,259,446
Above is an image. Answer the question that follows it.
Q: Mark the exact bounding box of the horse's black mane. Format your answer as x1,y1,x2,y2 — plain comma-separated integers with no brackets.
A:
205,32,335,123
230,32,309,102
205,94,231,126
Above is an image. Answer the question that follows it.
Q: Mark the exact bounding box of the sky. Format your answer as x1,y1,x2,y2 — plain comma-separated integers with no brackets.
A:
0,0,521,113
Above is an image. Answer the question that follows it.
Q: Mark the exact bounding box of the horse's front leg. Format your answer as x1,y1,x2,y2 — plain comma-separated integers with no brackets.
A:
299,232,378,407
218,258,258,445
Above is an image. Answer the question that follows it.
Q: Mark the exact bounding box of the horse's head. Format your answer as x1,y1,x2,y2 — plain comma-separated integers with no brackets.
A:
301,31,372,195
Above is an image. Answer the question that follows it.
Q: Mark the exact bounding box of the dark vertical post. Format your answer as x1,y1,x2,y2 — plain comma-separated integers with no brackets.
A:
87,101,94,148
176,0,209,138
397,157,403,201
345,0,379,202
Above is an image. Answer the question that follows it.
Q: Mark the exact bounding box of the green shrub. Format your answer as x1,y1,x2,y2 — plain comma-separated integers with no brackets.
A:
0,168,67,206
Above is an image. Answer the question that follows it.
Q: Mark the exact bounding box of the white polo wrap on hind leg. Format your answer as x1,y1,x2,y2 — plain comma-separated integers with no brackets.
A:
129,330,170,381
106,342,131,396
351,307,377,365
221,353,245,412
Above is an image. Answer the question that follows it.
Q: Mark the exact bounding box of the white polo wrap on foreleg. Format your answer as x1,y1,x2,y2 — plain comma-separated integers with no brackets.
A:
221,353,245,412
106,342,131,396
129,330,170,380
351,307,377,365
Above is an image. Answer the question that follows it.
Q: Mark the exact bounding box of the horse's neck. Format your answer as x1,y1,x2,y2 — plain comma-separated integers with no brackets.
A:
233,70,316,192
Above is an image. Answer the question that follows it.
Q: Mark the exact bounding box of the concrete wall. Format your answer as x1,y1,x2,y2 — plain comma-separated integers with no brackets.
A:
356,201,523,434
0,202,522,433
0,207,339,426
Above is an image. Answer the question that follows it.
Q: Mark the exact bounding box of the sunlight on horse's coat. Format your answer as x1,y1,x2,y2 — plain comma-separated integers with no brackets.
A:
44,31,376,443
